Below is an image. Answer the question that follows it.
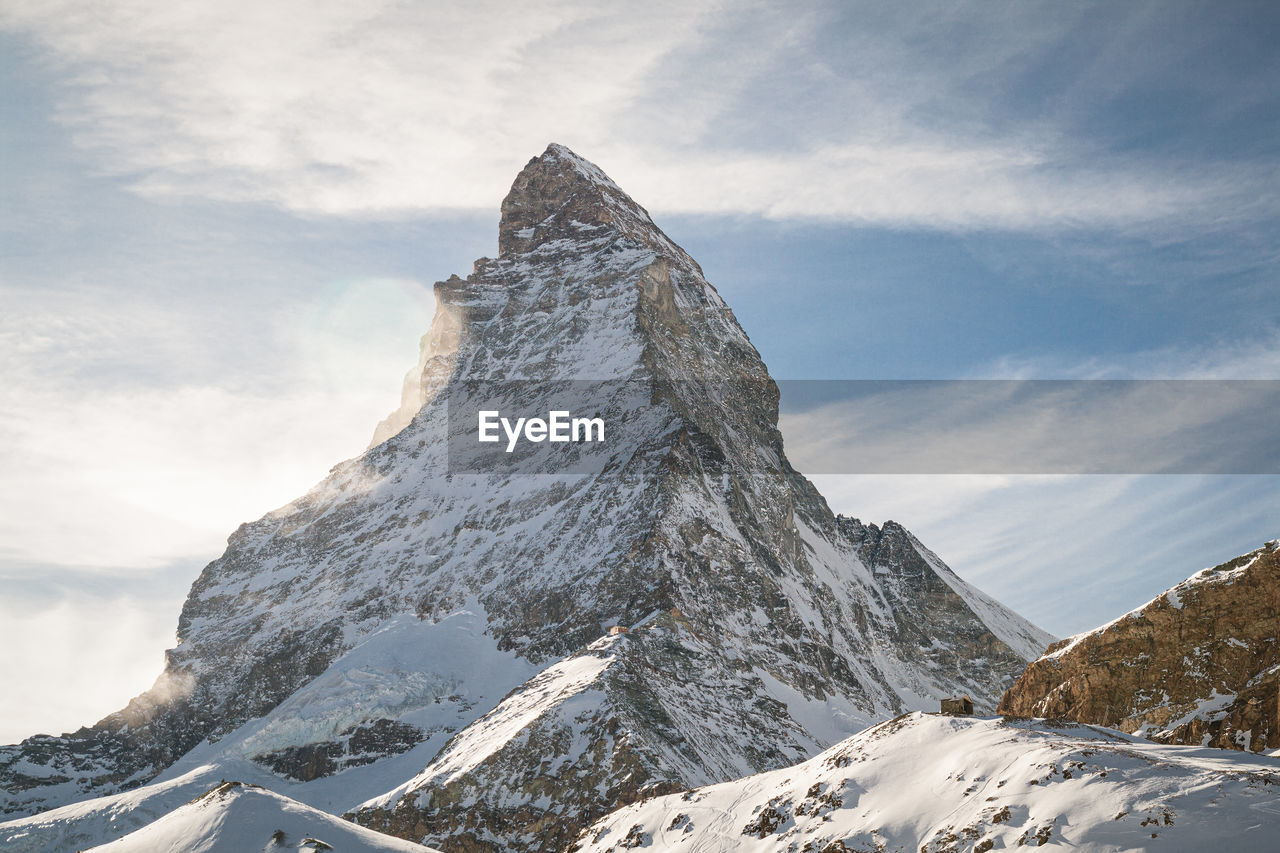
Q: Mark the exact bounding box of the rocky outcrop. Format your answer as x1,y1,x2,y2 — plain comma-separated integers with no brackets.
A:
999,540,1280,752
253,719,427,782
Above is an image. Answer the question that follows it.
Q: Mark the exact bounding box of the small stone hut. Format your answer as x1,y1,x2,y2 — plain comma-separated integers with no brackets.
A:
608,625,630,636
940,695,974,715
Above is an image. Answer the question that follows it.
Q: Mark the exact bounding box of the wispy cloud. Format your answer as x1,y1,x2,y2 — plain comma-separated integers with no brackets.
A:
973,328,1280,379
811,472,1279,638
2,0,1274,230
0,276,434,569
0,383,389,569
788,331,1280,634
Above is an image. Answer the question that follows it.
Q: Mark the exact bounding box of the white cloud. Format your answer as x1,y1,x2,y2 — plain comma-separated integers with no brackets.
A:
0,276,432,570
974,328,1280,380
0,383,394,569
2,0,1271,230
0,192,441,745
0,594,181,742
0,318,412,742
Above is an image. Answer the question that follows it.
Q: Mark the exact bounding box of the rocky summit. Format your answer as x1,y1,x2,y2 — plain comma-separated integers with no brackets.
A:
1000,539,1280,753
0,144,1051,852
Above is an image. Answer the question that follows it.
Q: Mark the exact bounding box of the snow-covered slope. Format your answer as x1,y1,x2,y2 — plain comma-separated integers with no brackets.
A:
0,608,542,852
576,712,1280,852
77,781,434,852
1,144,1051,852
0,766,232,853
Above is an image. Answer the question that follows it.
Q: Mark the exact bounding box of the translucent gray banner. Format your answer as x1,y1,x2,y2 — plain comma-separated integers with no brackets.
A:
444,379,1280,475
778,380,1280,474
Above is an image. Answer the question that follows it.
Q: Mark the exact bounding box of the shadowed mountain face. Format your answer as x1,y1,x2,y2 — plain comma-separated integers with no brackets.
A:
1001,540,1280,753
1,145,1050,852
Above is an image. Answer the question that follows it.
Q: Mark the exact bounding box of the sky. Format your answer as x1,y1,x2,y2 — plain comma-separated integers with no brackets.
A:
1,0,1278,743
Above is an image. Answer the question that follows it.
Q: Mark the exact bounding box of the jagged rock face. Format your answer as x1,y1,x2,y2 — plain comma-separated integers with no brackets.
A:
255,719,428,782
999,540,1280,753
837,519,1045,697
1,144,1050,851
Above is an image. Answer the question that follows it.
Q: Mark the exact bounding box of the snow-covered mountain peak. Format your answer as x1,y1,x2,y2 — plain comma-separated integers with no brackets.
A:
2,145,1054,852
497,143,696,269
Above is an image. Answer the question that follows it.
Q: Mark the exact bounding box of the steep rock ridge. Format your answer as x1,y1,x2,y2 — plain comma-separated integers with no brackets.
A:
838,518,1051,666
2,145,1048,852
574,713,1280,853
1000,540,1280,752
369,288,467,448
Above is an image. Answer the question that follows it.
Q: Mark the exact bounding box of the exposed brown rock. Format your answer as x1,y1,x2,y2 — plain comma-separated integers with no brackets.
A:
999,540,1280,752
